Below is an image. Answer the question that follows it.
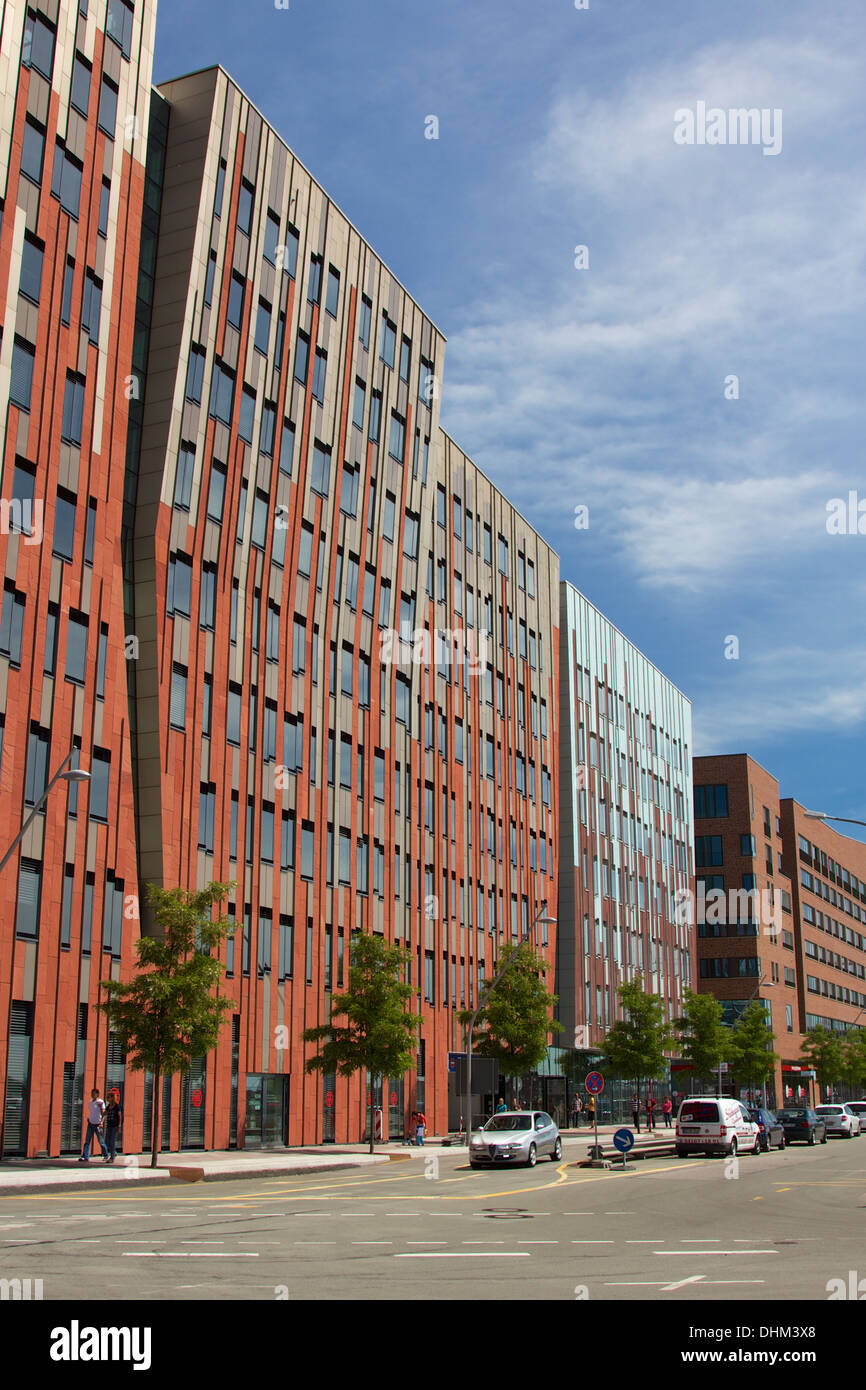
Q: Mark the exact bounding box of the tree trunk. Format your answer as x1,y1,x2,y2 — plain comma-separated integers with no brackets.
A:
150,1067,159,1167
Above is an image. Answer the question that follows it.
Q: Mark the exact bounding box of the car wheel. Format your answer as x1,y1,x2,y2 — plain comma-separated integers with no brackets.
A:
470,1161,481,1169
730,1138,738,1157
808,1129,816,1145
550,1137,562,1162
527,1143,537,1168
676,1149,688,1158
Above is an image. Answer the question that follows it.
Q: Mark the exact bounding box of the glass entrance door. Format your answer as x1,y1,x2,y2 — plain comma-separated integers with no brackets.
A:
244,1074,288,1148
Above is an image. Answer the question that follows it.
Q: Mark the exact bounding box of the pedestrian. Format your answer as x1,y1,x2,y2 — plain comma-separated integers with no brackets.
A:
645,1093,657,1131
631,1091,641,1133
495,1097,507,1114
572,1095,583,1128
662,1095,673,1128
79,1088,109,1162
415,1109,426,1147
585,1094,595,1127
103,1093,123,1163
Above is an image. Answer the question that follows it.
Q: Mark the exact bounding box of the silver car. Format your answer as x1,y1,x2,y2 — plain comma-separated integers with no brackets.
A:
815,1104,860,1138
469,1111,562,1168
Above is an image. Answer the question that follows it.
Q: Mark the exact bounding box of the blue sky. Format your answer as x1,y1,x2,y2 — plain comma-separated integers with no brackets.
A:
154,0,866,840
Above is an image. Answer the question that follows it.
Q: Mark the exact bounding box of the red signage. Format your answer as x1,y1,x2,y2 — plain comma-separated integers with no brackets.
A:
324,1090,334,1108
191,1088,203,1108
390,1091,398,1107
366,1091,372,1106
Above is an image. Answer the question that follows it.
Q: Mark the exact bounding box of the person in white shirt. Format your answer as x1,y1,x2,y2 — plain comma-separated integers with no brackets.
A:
78,1089,109,1162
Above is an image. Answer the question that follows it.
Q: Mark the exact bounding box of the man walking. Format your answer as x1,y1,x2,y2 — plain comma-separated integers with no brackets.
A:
631,1092,641,1133
645,1092,657,1131
572,1095,582,1128
79,1088,109,1162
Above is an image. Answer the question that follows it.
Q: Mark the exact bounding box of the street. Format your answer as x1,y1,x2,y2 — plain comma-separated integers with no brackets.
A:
2,1137,864,1301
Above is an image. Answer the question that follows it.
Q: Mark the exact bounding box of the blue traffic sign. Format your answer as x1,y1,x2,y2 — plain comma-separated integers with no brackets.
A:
612,1127,635,1153
585,1071,604,1095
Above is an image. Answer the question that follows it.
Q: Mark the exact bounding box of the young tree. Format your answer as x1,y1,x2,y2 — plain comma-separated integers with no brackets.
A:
673,988,731,1089
842,1029,866,1094
800,1027,846,1098
727,1000,778,1099
458,942,562,1106
302,932,423,1153
600,974,675,1106
99,882,236,1168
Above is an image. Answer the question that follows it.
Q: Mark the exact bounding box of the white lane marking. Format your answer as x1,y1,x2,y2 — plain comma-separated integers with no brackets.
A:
463,1240,504,1245
294,1241,336,1246
0,1224,32,1230
395,1252,531,1259
626,1240,655,1244
654,1250,778,1256
406,1241,447,1246
518,1240,558,1245
661,1275,705,1291
122,1252,260,1258
571,1240,614,1244
563,1213,595,1216
182,1240,224,1244
351,1241,393,1246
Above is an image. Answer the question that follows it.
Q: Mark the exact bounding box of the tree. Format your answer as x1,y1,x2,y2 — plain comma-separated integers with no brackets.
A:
599,974,674,1105
673,989,731,1089
302,932,423,1153
800,1027,846,1098
458,942,562,1105
842,1030,866,1093
727,1001,778,1099
99,882,235,1167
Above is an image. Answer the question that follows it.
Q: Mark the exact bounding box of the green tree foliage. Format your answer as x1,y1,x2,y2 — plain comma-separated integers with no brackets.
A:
302,932,423,1152
727,1000,778,1095
599,974,674,1099
842,1029,866,1092
673,988,732,1087
800,1026,846,1094
99,882,235,1167
458,942,562,1099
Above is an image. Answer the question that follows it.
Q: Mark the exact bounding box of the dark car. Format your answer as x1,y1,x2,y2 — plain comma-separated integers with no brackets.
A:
776,1108,827,1145
747,1106,786,1152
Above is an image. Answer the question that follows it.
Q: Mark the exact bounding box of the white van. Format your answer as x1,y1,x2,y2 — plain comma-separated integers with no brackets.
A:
675,1096,761,1157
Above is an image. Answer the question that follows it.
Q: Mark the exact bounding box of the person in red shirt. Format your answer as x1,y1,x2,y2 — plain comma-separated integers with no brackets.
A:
662,1095,673,1128
645,1093,657,1131
415,1110,426,1146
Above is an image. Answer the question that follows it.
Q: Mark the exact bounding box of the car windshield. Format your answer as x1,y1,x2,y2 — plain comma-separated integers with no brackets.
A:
815,1106,841,1114
846,1104,866,1112
484,1114,532,1132
779,1110,808,1118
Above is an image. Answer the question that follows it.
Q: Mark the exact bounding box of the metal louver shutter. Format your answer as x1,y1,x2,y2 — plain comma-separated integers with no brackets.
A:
3,1003,33,1155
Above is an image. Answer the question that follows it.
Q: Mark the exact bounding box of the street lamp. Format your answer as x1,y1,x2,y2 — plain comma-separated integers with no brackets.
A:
463,900,557,1147
0,749,90,876
804,811,866,831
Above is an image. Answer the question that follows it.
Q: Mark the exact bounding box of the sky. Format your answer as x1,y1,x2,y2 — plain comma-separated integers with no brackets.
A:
153,0,866,840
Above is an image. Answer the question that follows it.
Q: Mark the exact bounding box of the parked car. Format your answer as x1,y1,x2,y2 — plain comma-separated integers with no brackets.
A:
815,1104,861,1138
843,1101,866,1131
776,1108,827,1145
747,1106,786,1152
675,1097,760,1157
469,1111,562,1168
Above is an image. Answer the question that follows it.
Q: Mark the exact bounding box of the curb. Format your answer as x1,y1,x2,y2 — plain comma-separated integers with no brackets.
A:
0,1155,394,1196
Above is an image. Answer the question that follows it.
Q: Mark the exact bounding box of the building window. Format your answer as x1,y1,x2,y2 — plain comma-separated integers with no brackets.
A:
106,0,134,58
311,442,331,496
1,585,26,665
312,349,327,402
19,237,44,304
23,9,56,79
97,77,119,137
10,340,36,411
89,749,111,821
380,314,396,367
98,179,111,237
359,295,372,348
308,255,322,305
65,612,89,684
326,266,340,317
694,785,729,818
389,412,405,461
237,180,255,236
51,144,84,217
170,664,188,730
21,119,45,184
208,362,235,424
53,489,77,561
227,273,245,328
61,375,86,445
16,860,42,938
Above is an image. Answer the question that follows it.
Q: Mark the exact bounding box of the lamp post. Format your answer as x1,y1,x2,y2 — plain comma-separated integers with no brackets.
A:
0,749,90,876
0,749,89,1160
464,900,556,1147
804,811,866,831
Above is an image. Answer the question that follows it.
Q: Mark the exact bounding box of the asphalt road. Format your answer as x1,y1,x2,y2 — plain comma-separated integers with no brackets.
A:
2,1136,864,1301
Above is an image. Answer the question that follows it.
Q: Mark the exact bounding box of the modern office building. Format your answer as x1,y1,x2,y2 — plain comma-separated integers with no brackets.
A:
692,755,797,1105
557,583,695,1081
1,12,560,1154
0,0,155,1157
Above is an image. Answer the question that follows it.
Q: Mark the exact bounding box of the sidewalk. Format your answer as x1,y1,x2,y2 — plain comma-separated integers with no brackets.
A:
0,1123,672,1194
0,1147,391,1195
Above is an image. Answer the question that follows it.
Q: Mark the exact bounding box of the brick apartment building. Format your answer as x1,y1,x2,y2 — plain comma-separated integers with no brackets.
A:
781,799,866,1099
693,754,866,1106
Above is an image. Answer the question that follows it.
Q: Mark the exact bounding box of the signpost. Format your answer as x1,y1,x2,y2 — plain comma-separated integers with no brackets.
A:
612,1127,635,1171
585,1071,604,1158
